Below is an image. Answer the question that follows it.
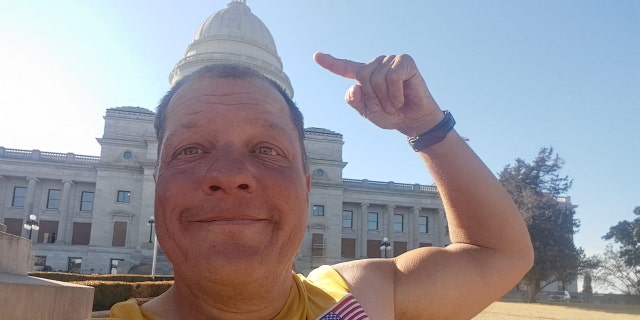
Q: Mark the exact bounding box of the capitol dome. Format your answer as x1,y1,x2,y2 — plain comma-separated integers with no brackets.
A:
169,0,293,97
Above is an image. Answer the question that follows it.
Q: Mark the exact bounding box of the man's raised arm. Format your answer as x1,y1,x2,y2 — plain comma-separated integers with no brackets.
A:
314,52,533,319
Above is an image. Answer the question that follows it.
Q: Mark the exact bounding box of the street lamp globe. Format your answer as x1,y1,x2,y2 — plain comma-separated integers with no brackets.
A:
23,214,39,239
380,236,392,258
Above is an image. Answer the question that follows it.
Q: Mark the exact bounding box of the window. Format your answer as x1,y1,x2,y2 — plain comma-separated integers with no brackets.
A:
394,214,404,232
341,238,356,258
419,216,429,233
34,255,47,270
67,257,82,273
80,192,94,211
368,212,379,230
112,221,127,247
12,187,27,207
342,210,353,228
46,189,62,209
3,218,23,236
393,241,408,257
311,233,325,257
71,222,91,245
36,220,59,244
117,190,131,203
312,205,325,216
367,240,381,258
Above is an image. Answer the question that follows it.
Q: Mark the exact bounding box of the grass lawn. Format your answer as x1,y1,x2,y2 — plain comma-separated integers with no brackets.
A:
473,301,640,320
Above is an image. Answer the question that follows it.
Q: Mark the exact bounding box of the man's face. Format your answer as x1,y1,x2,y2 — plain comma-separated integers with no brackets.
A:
155,76,310,276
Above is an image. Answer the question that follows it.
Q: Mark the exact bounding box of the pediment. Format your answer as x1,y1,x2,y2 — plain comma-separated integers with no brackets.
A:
109,210,134,221
307,222,329,231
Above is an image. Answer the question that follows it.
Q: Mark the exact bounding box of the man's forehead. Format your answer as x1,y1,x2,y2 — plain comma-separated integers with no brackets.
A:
172,74,279,100
171,75,280,105
164,75,293,131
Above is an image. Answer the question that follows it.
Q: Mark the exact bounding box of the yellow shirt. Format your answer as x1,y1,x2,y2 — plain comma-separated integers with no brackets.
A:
105,265,369,320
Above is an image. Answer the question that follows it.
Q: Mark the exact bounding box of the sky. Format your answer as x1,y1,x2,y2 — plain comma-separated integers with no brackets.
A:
0,0,638,258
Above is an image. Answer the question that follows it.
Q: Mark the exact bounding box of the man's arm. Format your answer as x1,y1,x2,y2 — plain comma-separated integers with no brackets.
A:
314,52,534,319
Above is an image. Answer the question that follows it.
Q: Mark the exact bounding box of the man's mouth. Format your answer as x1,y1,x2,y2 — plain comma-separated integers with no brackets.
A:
185,215,269,225
196,218,267,225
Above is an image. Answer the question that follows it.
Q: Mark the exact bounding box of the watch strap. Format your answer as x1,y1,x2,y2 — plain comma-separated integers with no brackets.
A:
407,111,455,152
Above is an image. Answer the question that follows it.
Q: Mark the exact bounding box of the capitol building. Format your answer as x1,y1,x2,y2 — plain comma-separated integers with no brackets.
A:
0,1,449,275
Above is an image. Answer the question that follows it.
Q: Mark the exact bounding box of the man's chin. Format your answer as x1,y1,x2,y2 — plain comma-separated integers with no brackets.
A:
175,244,293,278
188,242,275,265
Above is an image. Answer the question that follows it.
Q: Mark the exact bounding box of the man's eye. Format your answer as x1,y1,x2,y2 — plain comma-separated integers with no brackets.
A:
257,146,278,156
178,146,202,156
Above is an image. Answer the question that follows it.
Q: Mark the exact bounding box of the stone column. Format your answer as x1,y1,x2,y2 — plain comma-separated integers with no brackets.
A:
385,205,395,257
23,177,39,238
0,175,6,221
58,180,74,244
439,208,449,245
359,203,369,258
24,177,39,215
408,206,421,250
385,205,395,240
138,165,157,249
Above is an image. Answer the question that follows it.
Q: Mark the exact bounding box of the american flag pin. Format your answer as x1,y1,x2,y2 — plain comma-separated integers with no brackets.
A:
317,294,370,320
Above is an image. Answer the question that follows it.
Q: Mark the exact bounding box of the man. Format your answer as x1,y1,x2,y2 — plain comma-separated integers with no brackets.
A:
108,52,533,319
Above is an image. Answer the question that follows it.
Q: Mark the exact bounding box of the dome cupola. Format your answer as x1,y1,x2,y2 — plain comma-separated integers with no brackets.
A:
169,0,293,97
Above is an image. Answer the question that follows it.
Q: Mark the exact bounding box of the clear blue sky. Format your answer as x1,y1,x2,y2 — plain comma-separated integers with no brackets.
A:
1,1,638,257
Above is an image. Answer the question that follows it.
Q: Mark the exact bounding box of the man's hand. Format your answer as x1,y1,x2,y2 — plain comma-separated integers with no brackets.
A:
313,52,443,137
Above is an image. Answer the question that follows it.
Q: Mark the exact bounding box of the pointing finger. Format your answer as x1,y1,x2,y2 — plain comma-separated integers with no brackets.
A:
313,52,363,80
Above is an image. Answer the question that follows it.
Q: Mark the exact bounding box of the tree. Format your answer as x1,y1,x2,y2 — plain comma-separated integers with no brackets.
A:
582,272,593,302
591,245,640,295
603,206,640,268
583,272,593,294
498,147,582,302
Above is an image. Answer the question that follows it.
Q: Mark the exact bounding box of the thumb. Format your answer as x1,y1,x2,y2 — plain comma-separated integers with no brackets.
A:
313,52,362,80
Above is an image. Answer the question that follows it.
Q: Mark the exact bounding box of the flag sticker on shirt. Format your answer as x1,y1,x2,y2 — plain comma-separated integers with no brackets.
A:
318,294,370,320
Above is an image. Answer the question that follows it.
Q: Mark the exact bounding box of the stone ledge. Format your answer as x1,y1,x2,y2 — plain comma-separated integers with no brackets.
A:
0,273,94,320
0,232,32,275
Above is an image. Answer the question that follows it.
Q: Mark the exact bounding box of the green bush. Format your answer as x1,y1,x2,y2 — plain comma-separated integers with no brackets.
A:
75,281,136,311
72,280,173,311
29,272,174,282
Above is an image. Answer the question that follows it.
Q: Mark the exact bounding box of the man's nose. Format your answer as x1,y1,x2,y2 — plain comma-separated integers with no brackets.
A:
201,152,255,195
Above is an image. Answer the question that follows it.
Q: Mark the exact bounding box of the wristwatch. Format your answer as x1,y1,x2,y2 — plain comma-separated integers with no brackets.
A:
407,111,455,152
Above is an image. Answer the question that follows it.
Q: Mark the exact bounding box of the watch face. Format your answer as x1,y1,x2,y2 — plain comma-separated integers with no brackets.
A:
315,169,325,177
123,151,132,159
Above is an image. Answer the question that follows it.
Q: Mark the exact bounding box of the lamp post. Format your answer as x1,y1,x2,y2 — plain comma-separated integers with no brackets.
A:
147,217,155,243
23,214,39,240
380,236,392,258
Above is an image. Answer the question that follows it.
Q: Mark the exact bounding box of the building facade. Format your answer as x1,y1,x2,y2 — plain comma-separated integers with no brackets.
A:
0,0,449,275
0,107,449,275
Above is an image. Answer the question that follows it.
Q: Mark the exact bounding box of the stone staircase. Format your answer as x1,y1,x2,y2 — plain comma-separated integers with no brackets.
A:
128,245,174,275
0,223,94,319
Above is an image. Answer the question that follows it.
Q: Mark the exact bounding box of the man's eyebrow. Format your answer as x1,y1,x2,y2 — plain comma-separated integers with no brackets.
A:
255,119,296,142
172,117,295,142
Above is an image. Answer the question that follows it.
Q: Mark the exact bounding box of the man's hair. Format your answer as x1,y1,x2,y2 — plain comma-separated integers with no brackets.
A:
154,64,308,172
